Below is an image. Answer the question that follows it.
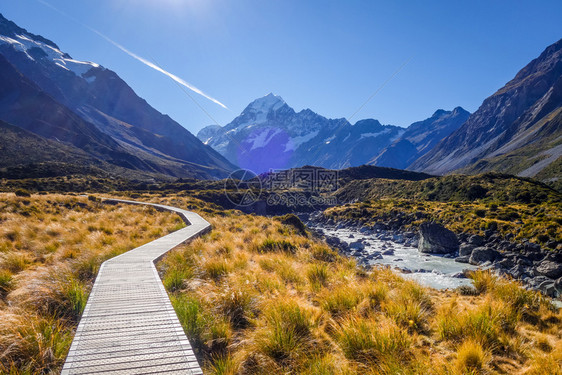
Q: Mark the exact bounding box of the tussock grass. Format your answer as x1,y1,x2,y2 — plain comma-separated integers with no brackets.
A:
253,299,320,363
306,262,329,290
454,339,490,374
0,193,185,373
150,194,562,375
332,316,410,368
524,340,562,375
0,312,73,374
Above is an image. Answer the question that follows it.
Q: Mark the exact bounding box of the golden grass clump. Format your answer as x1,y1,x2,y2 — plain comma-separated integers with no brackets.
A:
454,339,490,374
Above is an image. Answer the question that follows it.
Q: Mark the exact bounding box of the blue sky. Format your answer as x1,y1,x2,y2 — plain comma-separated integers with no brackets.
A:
2,0,562,133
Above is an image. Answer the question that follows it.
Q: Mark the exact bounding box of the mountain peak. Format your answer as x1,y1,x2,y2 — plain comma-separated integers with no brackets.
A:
0,13,59,50
431,109,447,117
451,106,469,115
0,14,101,79
246,93,286,113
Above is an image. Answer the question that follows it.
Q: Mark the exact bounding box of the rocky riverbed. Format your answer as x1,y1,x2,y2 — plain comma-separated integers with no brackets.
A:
306,212,562,299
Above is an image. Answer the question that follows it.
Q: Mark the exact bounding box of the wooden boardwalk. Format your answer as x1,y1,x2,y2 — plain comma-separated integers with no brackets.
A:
61,199,210,375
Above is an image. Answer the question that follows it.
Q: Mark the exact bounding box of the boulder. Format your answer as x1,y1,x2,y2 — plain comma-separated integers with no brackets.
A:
496,257,516,270
459,243,475,257
455,256,470,263
535,261,562,279
528,276,551,290
349,240,365,251
469,247,500,265
468,234,485,246
545,251,562,263
524,241,541,252
403,231,416,238
508,264,528,279
538,280,559,298
418,222,459,254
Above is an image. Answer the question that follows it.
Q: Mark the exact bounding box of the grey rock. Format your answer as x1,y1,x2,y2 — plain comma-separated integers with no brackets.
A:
554,277,562,295
403,231,416,238
516,257,533,267
455,256,470,263
459,243,475,257
451,272,467,279
508,265,527,279
535,261,562,279
496,257,516,269
524,241,542,252
418,222,459,254
529,276,551,289
538,280,559,298
468,235,485,246
469,247,500,265
545,252,562,263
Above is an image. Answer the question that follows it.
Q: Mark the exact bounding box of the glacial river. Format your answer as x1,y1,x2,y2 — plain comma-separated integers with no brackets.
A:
315,225,479,289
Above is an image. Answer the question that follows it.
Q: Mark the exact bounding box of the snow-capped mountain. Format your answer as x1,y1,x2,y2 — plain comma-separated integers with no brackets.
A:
0,13,235,179
198,94,405,173
370,107,470,169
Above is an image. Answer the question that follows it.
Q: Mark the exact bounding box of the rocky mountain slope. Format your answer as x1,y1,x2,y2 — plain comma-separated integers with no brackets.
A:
411,38,562,189
0,13,235,179
370,107,470,169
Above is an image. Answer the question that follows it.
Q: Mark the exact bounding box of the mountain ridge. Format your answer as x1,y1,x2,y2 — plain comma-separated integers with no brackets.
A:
199,94,468,173
410,38,562,188
0,13,236,180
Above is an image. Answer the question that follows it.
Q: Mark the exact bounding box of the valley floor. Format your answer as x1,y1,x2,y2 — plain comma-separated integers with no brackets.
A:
0,191,561,374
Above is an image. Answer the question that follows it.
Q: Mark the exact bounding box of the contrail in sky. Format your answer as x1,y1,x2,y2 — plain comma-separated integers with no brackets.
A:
36,0,228,109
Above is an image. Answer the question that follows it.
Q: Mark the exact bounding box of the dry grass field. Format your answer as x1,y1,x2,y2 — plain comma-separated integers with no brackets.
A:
1,191,561,374
0,193,185,374
147,195,562,375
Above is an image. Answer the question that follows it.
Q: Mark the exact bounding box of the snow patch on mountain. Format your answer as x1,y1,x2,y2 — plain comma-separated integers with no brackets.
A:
246,128,283,150
0,33,100,78
285,131,319,152
359,129,392,140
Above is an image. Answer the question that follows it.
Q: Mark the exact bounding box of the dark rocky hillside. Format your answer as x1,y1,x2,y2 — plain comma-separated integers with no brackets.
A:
411,39,562,190
0,13,236,179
